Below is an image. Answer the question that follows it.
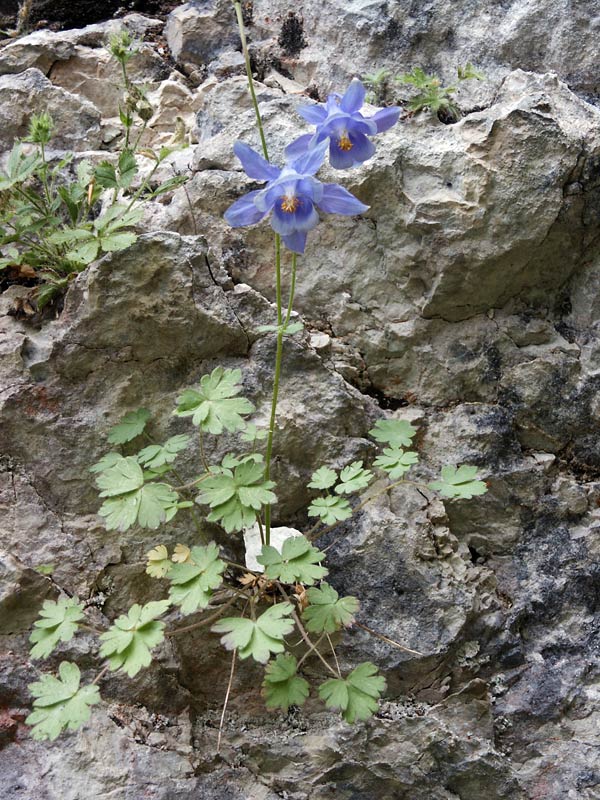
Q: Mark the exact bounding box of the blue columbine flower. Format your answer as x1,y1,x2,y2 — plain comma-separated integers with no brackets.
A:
285,78,401,170
224,138,369,254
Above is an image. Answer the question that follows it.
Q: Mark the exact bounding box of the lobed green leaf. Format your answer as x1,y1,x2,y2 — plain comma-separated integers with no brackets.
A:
26,662,100,741
302,584,359,634
258,535,328,585
262,653,309,711
29,597,85,659
428,464,487,499
212,603,294,663
99,600,170,678
318,662,386,723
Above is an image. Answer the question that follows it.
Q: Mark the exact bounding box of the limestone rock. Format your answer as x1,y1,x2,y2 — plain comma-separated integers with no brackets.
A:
165,1,239,67
0,68,102,150
0,14,162,77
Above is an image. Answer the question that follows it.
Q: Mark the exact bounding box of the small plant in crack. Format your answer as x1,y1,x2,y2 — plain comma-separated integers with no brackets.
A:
0,29,187,314
397,63,485,123
25,4,489,743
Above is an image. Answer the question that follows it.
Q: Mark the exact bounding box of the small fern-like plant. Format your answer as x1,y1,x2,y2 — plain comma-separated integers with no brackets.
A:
397,62,484,122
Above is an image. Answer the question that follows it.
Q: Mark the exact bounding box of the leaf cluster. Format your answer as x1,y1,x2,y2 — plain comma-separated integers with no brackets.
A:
197,457,276,533
319,662,386,723
396,63,484,121
94,455,179,532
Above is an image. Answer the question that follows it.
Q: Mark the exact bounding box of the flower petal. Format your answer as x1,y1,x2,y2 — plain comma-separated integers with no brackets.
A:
233,141,280,181
349,114,378,135
271,196,319,234
224,190,269,227
340,79,366,113
371,106,401,132
329,139,358,170
317,184,369,215
290,138,328,175
281,230,308,253
284,133,314,161
298,104,328,124
347,131,376,164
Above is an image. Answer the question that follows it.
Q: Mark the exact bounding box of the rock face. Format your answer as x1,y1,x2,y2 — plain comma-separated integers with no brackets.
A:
1,4,600,800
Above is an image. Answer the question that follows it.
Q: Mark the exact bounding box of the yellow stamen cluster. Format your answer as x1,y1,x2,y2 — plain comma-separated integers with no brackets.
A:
338,133,353,151
281,195,300,213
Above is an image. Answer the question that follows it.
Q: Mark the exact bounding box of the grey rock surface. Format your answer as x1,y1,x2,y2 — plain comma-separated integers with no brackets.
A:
1,4,600,800
0,68,102,151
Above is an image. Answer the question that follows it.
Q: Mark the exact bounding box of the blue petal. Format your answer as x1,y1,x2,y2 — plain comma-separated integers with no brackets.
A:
348,114,378,135
290,138,328,175
233,141,280,181
297,176,323,204
347,131,376,164
340,79,366,113
224,190,269,227
284,133,314,161
281,230,307,253
271,196,319,234
329,130,376,169
317,184,369,215
371,106,401,132
329,138,356,170
298,104,328,124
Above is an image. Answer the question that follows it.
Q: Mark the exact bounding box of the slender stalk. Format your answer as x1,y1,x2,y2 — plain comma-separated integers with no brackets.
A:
172,473,210,492
276,583,338,678
39,141,52,207
92,664,110,685
326,633,342,677
232,2,297,546
217,648,237,754
166,594,239,636
198,427,209,471
233,0,269,160
284,253,297,326
353,621,423,656
79,623,104,635
124,158,160,213
256,514,265,547
296,632,326,669
263,237,283,545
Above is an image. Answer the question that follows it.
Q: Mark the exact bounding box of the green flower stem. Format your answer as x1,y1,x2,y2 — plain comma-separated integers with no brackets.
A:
284,253,297,326
124,158,161,213
233,0,269,160
39,141,52,208
263,236,282,544
233,1,298,546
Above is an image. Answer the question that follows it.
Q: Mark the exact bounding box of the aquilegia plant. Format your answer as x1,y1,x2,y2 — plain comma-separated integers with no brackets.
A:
25,1,488,743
